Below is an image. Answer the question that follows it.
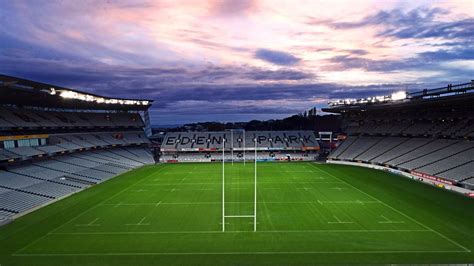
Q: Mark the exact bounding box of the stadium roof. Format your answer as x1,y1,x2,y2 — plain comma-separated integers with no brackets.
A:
0,74,153,111
323,80,474,113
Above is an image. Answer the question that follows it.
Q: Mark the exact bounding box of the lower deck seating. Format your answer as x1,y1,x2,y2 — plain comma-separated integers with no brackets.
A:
329,136,474,186
0,132,149,162
160,152,317,163
0,146,154,222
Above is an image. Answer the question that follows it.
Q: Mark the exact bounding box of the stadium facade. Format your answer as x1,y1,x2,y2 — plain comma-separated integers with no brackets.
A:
323,80,474,197
0,75,155,225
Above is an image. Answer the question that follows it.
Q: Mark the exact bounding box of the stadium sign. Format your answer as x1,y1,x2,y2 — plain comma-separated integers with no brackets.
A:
0,134,49,141
410,171,454,185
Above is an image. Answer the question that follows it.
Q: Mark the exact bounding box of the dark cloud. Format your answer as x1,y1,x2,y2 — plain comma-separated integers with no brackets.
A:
245,69,313,81
330,7,445,29
254,49,301,66
326,7,474,41
326,46,474,72
418,47,474,61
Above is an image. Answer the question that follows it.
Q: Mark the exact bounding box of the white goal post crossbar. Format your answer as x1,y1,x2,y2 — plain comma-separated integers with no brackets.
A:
221,137,257,232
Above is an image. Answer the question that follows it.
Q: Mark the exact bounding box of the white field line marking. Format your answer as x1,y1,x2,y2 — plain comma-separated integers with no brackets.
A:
49,229,432,236
75,218,100,227
327,215,354,224
114,202,122,208
317,200,379,205
138,181,344,186
311,164,472,253
378,215,405,224
155,201,162,207
13,166,165,256
100,200,385,206
131,189,147,192
126,217,150,226
224,215,255,218
296,187,312,191
330,187,346,191
12,249,470,257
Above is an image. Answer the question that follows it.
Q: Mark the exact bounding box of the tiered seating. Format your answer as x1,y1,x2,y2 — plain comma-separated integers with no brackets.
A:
341,115,474,139
354,137,407,162
336,137,381,161
0,107,144,129
35,145,67,154
370,138,432,164
161,152,315,163
0,78,154,223
417,148,474,176
10,165,89,188
0,146,154,219
397,141,471,170
386,139,455,166
0,191,50,214
161,131,319,151
330,137,474,185
0,132,150,163
0,149,21,161
437,162,474,182
329,136,357,159
8,147,45,157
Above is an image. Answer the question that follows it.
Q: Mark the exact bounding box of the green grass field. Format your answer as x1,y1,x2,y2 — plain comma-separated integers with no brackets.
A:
1,162,473,265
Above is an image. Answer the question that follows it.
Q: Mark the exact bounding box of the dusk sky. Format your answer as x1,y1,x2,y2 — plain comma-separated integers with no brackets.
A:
0,0,473,125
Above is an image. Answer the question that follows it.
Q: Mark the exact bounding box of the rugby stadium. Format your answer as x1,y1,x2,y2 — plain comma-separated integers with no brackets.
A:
1,1,474,265
0,75,473,265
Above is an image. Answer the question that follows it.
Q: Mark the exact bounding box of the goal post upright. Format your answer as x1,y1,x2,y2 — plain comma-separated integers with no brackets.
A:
254,137,257,232
222,137,225,232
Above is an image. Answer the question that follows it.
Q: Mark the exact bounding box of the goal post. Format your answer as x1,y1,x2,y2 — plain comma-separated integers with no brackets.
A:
221,134,257,232
222,137,225,232
253,137,257,232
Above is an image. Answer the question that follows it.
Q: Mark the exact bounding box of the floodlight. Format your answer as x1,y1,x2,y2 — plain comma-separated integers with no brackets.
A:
391,91,407,101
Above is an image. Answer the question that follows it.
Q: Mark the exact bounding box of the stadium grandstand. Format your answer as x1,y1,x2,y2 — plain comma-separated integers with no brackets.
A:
0,75,155,225
324,80,474,195
160,131,320,162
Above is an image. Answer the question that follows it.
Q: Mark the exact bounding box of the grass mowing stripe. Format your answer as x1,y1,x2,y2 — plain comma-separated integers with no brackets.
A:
312,163,472,253
48,229,432,235
12,250,471,257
